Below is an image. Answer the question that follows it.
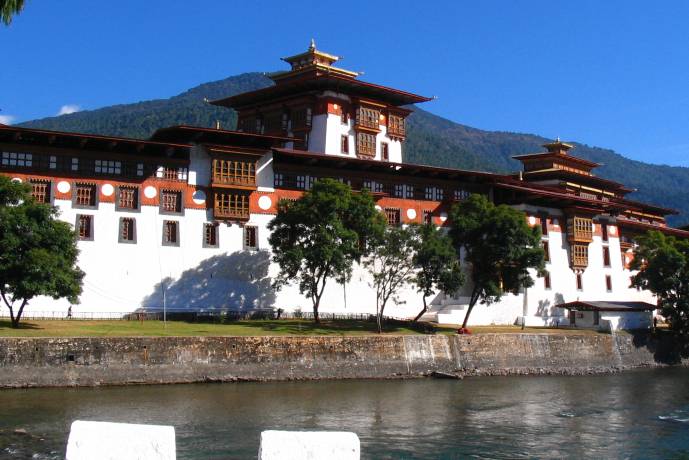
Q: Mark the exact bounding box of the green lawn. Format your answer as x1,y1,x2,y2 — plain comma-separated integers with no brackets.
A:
0,319,609,337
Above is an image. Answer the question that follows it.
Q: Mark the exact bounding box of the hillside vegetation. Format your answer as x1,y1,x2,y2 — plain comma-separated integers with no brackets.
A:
19,73,689,226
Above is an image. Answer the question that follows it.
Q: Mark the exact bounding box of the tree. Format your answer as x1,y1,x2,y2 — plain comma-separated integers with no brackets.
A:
268,178,384,323
365,225,419,332
1,0,24,25
412,223,464,322
0,176,84,328
449,194,545,330
630,230,689,340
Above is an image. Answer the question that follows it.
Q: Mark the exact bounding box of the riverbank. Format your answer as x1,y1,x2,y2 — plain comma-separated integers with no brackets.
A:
0,332,684,388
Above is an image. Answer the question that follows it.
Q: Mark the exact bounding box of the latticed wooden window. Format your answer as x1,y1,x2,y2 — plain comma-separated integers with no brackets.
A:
30,181,50,203
120,218,135,242
572,217,593,240
75,183,96,207
163,220,178,244
77,214,92,240
244,225,258,249
161,190,182,213
381,143,389,160
423,210,433,225
384,208,401,226
356,107,380,129
163,167,178,180
572,244,589,267
214,192,249,219
356,133,376,157
341,135,349,154
388,114,406,137
212,159,256,185
118,187,138,209
204,223,218,247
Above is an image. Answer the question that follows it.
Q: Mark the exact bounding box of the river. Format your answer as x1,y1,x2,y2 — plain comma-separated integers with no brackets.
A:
2,368,689,459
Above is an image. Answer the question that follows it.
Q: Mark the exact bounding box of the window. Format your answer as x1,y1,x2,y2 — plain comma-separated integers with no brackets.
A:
540,215,548,236
296,175,306,190
76,214,93,241
362,180,383,193
95,160,121,175
601,223,608,242
212,159,256,186
160,190,182,214
30,180,51,204
393,184,404,198
71,158,79,171
162,220,179,246
119,217,136,244
274,173,284,188
137,163,144,177
605,275,613,292
576,273,583,291
117,186,139,210
384,208,401,226
425,186,444,201
381,143,389,161
356,132,376,157
214,192,249,219
49,156,57,169
543,241,550,262
157,166,188,181
544,272,551,290
356,106,380,129
423,210,433,225
74,183,97,208
572,244,589,267
203,223,218,248
341,135,349,154
387,114,405,137
603,247,611,267
244,225,258,249
1,152,32,167
454,189,470,201
340,108,349,125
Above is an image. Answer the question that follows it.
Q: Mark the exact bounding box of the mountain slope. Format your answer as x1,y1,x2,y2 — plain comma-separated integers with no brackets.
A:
18,73,689,226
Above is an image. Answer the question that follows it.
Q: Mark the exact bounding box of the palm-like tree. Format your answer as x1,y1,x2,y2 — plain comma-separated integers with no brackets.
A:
1,0,25,25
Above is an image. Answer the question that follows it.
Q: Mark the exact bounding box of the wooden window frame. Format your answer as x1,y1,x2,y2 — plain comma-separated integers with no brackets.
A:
116,186,140,212
544,272,551,290
384,208,401,226
118,217,136,244
203,223,219,248
341,135,349,154
160,189,183,215
73,183,98,209
30,180,52,204
214,192,250,220
381,142,389,161
576,273,583,291
244,225,258,250
76,214,94,241
605,274,613,292
356,132,376,157
162,220,180,247
603,246,611,267
543,241,550,262
212,159,257,186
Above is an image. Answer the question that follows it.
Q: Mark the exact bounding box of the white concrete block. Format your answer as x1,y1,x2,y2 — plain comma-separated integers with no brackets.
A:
258,430,360,460
66,420,175,460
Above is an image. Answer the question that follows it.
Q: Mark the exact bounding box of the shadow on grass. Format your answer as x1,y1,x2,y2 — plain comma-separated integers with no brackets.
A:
0,320,41,330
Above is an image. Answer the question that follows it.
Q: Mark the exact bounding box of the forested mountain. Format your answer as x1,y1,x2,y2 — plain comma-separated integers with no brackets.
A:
18,73,689,226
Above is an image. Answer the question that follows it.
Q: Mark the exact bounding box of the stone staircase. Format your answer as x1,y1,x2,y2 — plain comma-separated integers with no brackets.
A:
418,295,471,325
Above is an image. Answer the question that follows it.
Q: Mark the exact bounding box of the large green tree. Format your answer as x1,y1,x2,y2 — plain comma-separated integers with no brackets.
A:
365,224,419,332
1,0,24,25
268,178,384,323
630,230,689,340
449,194,545,329
0,176,84,328
412,223,464,322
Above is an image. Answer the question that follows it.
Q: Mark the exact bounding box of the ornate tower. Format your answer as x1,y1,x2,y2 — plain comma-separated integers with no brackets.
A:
211,41,432,163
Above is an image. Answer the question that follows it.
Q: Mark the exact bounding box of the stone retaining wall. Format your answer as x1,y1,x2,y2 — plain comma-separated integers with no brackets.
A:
0,333,682,388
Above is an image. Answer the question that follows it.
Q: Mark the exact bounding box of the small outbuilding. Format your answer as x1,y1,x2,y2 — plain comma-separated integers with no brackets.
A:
556,300,656,331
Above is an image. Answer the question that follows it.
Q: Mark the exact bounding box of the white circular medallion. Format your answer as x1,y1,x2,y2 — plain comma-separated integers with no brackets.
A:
144,186,157,199
609,226,617,236
375,205,382,212
57,181,70,193
101,184,114,196
11,177,22,183
192,190,207,205
406,209,417,220
528,216,537,226
439,212,448,222
258,195,272,210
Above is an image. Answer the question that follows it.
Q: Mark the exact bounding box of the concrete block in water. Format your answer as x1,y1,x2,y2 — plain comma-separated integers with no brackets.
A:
65,420,175,460
258,430,360,459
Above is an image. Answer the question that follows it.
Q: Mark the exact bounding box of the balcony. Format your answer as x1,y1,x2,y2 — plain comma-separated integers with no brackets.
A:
570,243,589,269
567,216,593,243
212,159,256,190
213,192,250,221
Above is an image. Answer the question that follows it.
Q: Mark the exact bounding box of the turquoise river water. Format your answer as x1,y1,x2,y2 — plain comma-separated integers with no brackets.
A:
2,367,689,459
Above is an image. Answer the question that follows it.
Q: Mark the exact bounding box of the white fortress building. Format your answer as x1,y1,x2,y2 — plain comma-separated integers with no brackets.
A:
1,43,685,329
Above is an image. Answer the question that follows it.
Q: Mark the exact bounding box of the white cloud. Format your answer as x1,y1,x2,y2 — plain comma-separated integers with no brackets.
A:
0,115,15,125
57,104,81,116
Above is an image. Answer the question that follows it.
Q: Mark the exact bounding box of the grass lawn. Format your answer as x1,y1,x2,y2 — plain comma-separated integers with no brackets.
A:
0,318,609,337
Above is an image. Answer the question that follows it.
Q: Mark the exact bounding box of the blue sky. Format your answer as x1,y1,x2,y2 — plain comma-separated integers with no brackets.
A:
2,1,689,166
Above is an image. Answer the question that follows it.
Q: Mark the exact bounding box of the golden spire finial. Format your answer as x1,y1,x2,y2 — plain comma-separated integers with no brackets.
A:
309,38,316,51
